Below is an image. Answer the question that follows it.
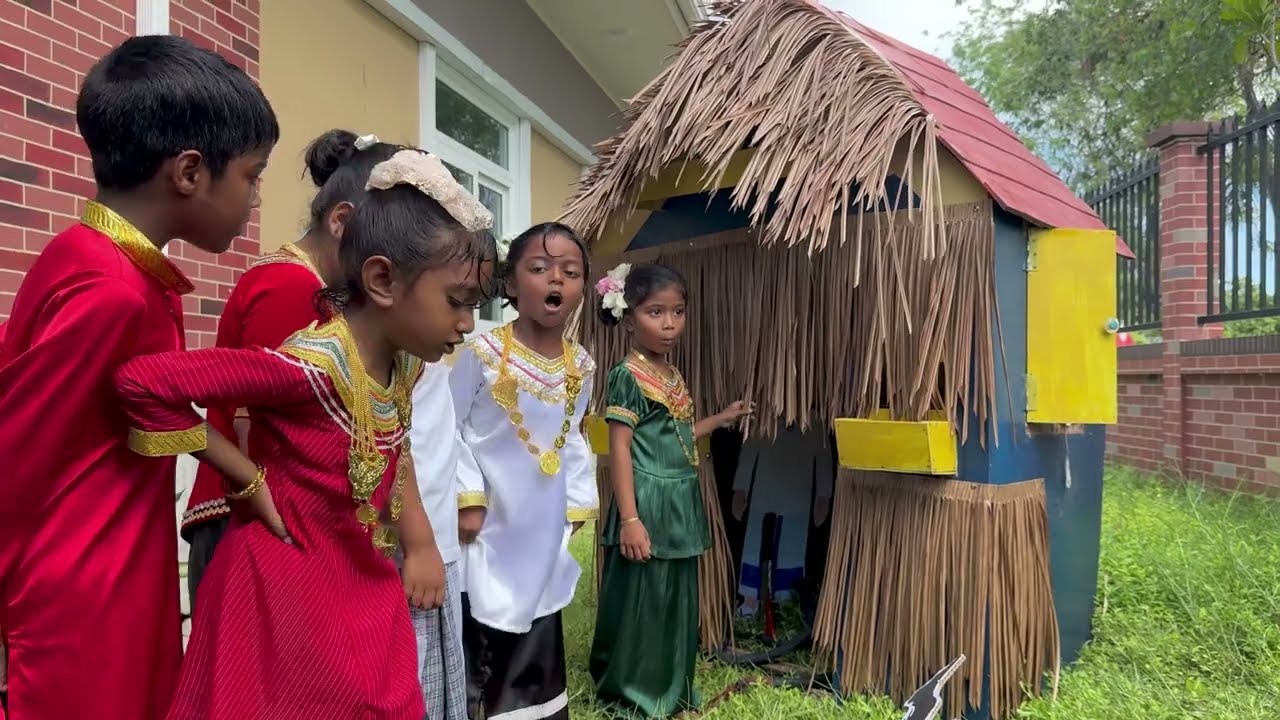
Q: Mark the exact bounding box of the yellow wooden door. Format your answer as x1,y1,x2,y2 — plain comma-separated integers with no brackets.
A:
1026,228,1118,425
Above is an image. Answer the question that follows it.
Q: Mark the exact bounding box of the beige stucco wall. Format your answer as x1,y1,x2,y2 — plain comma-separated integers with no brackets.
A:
258,0,419,252
890,140,987,206
531,130,584,225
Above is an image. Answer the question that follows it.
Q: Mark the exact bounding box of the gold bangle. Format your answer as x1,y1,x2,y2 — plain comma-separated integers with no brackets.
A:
228,465,266,500
621,516,641,526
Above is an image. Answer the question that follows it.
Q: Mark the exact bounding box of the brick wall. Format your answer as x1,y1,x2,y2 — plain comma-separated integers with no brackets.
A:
1111,350,1163,470
1111,341,1280,496
0,0,263,348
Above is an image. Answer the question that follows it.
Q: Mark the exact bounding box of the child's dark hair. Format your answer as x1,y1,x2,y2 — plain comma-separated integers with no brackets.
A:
77,35,279,191
302,129,404,232
319,150,497,311
501,222,590,309
597,263,689,327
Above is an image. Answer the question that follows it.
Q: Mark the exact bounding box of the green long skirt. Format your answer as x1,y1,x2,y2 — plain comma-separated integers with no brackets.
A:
589,547,701,718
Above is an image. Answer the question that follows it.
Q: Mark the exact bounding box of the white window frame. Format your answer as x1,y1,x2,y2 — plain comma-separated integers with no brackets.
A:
419,44,532,335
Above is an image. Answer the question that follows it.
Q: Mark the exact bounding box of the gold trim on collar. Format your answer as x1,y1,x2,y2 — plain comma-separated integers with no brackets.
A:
252,242,324,282
81,200,195,295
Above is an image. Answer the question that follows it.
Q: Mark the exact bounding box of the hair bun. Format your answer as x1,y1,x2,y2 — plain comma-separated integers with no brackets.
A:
303,128,360,188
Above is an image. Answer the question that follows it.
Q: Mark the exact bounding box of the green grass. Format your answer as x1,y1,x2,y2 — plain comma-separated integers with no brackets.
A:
562,468,1280,718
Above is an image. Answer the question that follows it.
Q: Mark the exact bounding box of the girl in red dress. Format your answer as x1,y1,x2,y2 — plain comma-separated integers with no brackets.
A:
182,129,406,611
115,149,497,720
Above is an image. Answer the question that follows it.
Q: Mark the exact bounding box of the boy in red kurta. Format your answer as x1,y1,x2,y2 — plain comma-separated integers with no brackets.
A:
0,35,278,720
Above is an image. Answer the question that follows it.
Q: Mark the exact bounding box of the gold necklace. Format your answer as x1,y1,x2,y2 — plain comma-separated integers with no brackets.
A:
631,351,699,468
332,319,411,555
491,324,582,476
372,407,412,556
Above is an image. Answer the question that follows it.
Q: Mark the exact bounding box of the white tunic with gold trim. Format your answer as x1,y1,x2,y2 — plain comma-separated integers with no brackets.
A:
447,326,598,634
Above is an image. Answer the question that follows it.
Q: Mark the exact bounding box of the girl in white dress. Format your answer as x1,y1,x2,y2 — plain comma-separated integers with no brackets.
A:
448,222,596,720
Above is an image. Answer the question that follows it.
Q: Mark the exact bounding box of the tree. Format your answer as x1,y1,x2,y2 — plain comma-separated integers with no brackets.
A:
1221,0,1280,111
949,0,1276,192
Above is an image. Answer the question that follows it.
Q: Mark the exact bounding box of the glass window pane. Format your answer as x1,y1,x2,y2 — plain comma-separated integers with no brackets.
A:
436,80,508,169
478,185,503,235
442,161,474,193
478,183,505,321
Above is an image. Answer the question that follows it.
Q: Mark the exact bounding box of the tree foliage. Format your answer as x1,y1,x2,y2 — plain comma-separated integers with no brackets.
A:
950,0,1269,192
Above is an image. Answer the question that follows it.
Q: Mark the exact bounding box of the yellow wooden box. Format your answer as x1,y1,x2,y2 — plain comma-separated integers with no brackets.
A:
1026,228,1118,425
582,414,711,458
832,409,957,476
583,415,611,455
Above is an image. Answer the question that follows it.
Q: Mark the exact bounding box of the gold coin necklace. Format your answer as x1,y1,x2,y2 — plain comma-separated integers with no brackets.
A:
491,324,582,476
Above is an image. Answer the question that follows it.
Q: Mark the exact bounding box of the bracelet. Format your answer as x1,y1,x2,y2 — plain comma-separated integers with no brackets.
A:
621,516,641,526
228,465,266,500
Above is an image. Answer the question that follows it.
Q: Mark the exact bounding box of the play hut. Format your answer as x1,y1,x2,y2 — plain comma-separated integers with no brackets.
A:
562,1,1133,718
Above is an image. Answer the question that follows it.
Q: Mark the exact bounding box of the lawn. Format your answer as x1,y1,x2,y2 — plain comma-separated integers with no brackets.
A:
561,468,1280,719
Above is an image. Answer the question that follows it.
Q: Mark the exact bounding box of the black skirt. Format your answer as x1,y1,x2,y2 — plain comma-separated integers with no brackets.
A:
462,594,569,720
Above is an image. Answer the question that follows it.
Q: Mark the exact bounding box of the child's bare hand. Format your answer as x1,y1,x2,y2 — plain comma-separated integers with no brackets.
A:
458,507,486,544
234,483,292,544
620,520,651,563
403,544,446,609
720,400,755,427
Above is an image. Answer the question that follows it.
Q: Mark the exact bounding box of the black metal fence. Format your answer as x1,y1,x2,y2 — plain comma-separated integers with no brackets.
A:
1087,157,1161,331
1199,107,1280,324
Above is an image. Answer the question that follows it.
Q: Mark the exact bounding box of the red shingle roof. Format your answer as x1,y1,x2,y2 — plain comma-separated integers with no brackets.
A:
827,10,1134,257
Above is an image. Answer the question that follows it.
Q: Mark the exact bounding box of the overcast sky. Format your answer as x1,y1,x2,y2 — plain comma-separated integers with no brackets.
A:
822,0,967,56
821,0,1049,59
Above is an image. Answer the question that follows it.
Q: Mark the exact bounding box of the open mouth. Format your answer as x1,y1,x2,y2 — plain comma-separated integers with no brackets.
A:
544,292,564,311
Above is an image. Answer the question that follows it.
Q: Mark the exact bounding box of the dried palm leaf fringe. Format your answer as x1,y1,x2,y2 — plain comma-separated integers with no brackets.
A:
580,203,998,446
813,471,1061,720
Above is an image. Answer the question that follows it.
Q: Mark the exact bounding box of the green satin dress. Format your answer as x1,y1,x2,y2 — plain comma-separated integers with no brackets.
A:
590,359,710,718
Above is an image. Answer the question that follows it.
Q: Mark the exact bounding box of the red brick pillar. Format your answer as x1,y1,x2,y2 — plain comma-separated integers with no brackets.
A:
1148,122,1223,473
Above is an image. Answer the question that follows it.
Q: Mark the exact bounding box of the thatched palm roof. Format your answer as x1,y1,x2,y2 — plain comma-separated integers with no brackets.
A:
561,0,946,257
565,0,1006,438
562,0,1134,258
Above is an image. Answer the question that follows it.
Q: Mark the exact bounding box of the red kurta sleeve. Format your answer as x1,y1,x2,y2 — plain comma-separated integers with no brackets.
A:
114,347,314,457
0,276,146,499
240,264,324,350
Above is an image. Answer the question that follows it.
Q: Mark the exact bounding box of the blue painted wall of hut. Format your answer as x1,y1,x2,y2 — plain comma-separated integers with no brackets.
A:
946,208,1105,718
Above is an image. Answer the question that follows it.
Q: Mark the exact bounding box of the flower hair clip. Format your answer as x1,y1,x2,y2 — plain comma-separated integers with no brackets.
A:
496,232,517,263
365,150,494,232
595,263,631,319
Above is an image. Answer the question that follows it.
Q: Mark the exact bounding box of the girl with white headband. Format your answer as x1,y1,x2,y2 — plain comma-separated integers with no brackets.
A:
180,129,404,609
114,148,497,719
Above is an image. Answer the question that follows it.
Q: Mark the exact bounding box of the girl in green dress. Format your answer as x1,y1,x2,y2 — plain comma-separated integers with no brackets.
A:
589,262,752,718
